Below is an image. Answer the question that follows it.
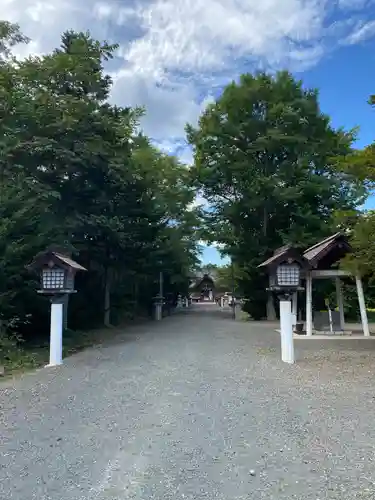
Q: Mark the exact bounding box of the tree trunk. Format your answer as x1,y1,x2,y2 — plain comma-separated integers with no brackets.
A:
263,206,268,237
104,268,111,327
266,293,276,321
263,201,275,321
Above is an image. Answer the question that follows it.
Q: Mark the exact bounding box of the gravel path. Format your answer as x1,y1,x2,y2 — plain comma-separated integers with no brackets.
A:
1,303,375,499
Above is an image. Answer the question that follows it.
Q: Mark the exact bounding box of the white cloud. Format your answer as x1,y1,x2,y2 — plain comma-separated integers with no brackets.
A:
3,0,375,155
345,19,375,43
111,70,202,141
126,0,326,76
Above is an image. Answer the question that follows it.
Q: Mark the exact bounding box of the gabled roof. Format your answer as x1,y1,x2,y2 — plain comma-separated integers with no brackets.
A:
27,251,87,272
259,245,292,267
190,273,215,289
53,253,87,271
303,232,351,267
258,246,309,269
274,245,291,257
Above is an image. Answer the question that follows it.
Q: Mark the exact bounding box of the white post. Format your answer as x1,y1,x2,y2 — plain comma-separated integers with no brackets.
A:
48,300,63,366
279,299,295,364
155,303,162,321
291,292,297,330
306,272,313,336
335,277,345,331
220,297,224,308
328,306,334,334
185,297,189,308
355,276,370,337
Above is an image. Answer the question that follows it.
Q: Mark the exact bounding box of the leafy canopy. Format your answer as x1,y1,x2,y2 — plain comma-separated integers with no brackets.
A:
187,71,365,318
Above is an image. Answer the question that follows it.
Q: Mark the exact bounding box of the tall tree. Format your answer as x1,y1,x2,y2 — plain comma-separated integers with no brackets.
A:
0,21,199,342
187,71,365,319
0,20,29,61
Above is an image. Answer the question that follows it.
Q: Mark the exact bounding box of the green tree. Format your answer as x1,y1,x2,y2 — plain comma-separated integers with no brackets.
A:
213,263,242,294
0,20,199,351
0,20,29,61
187,71,365,319
333,93,375,282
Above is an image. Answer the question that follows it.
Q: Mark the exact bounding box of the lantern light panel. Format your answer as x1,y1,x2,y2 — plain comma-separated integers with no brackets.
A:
42,268,65,289
276,263,300,287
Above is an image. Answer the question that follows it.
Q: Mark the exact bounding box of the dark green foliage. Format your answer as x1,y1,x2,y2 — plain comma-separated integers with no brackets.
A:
333,91,375,312
187,71,366,316
0,21,199,355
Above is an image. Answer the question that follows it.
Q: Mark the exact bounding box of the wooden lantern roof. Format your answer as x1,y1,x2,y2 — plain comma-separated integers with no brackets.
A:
27,251,87,273
258,246,310,270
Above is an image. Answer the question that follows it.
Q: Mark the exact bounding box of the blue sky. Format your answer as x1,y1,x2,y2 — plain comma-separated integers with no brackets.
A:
7,0,375,265
201,246,230,266
203,35,375,265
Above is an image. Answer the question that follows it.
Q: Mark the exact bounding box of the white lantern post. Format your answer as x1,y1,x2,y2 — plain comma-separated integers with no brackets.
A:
275,262,303,364
42,267,66,366
259,248,311,363
27,251,87,367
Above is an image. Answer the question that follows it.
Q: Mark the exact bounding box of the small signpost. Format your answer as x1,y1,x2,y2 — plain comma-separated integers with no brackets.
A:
27,251,87,367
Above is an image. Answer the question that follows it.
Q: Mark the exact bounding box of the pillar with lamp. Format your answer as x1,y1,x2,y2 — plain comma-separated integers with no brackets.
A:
258,247,310,363
152,258,165,321
27,250,87,367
